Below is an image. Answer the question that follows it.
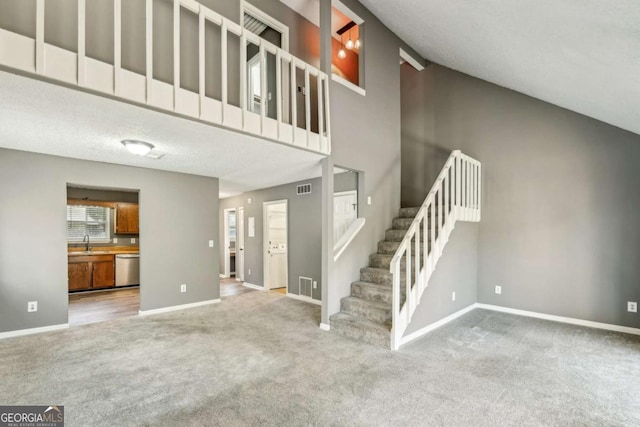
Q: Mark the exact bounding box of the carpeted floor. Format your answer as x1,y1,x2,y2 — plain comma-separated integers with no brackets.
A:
1,291,639,426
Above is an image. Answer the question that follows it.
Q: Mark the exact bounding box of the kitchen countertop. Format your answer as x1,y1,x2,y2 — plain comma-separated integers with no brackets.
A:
68,247,140,257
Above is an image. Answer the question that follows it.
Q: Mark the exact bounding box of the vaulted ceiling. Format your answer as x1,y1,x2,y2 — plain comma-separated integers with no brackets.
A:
361,0,640,135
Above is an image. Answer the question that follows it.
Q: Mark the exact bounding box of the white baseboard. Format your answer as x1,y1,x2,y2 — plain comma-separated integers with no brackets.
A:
477,303,640,336
401,303,476,347
243,282,265,291
319,323,331,331
0,323,69,340
219,274,226,278
139,299,220,316
286,293,322,306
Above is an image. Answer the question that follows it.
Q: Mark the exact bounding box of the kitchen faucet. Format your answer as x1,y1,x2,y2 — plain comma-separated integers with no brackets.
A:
83,234,91,252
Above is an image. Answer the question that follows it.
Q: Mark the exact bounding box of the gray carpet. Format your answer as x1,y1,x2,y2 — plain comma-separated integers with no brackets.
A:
1,292,639,426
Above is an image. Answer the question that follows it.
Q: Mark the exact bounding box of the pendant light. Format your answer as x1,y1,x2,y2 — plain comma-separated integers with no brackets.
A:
355,37,360,49
338,34,347,59
345,29,354,50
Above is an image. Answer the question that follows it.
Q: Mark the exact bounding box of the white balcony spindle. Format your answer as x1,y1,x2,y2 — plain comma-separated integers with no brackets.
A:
198,8,205,116
173,0,180,107
405,245,412,322
304,67,311,147
114,0,121,94
290,61,297,142
146,0,153,99
260,44,267,129
78,0,85,86
36,0,44,74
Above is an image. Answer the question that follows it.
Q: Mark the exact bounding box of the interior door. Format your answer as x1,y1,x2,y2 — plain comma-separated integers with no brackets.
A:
237,208,245,281
265,202,287,290
334,191,358,242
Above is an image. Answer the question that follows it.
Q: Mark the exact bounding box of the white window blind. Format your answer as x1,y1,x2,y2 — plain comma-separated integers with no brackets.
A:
67,205,111,242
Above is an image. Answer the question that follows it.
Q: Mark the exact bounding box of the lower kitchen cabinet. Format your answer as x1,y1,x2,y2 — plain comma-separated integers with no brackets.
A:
68,255,115,291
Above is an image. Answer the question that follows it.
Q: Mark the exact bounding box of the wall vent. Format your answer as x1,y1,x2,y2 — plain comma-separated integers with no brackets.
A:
299,277,313,298
296,183,312,195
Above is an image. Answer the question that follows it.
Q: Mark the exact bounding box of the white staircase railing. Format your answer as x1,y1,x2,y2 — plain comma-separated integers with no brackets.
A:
389,150,481,350
0,0,331,154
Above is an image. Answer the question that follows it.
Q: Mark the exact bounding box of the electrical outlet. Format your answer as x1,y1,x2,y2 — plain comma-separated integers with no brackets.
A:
452,291,456,301
27,301,38,312
112,237,118,244
367,196,372,205
313,281,317,289
248,269,251,275
209,240,214,248
628,302,638,313
131,238,136,244
495,285,502,295
180,284,187,293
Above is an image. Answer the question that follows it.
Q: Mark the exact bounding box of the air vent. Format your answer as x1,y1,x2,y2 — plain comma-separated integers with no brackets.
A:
297,183,312,195
299,277,313,298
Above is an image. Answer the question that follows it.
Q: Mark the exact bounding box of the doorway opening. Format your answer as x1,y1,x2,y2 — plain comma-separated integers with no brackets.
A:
223,208,237,278
263,200,288,293
66,185,140,326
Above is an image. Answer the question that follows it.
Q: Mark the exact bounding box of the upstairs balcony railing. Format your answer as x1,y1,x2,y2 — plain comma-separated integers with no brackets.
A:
0,0,331,154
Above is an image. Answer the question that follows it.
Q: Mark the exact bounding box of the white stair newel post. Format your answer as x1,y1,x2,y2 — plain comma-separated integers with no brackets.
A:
392,260,401,350
456,154,462,219
478,162,482,221
415,219,420,294
406,243,412,322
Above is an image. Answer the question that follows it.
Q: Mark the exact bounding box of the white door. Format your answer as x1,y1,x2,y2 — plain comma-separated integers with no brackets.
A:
237,208,245,281
223,208,236,278
334,191,358,243
264,201,288,290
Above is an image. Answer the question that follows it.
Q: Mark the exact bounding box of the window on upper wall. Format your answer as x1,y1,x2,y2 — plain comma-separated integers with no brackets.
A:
331,1,364,95
67,205,111,243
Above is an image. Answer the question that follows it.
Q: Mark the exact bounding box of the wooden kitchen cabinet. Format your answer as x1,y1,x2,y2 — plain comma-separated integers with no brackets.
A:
115,203,139,234
68,262,92,291
68,255,115,291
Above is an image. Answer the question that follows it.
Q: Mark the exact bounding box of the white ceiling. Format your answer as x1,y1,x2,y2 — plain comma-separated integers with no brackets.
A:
360,0,640,135
0,71,324,198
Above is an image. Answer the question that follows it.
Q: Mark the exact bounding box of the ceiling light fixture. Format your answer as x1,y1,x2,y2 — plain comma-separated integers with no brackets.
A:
121,140,154,156
338,34,347,59
345,29,354,50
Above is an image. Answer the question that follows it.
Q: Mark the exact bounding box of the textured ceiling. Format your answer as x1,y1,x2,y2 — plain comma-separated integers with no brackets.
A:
0,72,324,198
360,0,640,135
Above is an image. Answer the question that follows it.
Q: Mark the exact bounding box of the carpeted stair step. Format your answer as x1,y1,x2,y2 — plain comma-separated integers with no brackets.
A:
399,207,420,218
341,296,392,323
360,267,405,287
378,240,431,255
385,229,409,242
351,281,405,304
370,253,423,270
329,312,390,348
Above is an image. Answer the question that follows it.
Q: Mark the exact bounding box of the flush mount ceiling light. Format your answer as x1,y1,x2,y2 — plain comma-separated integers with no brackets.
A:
121,140,154,156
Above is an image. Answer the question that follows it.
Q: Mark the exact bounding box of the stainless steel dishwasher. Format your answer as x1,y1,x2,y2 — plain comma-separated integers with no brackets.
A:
115,254,140,286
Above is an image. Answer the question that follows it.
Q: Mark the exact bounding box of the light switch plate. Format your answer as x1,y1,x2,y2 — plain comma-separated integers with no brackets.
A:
495,285,502,295
313,281,317,289
628,302,638,313
180,284,187,293
452,292,456,301
113,238,118,244
367,196,372,205
28,301,38,312
131,238,136,244
209,240,214,248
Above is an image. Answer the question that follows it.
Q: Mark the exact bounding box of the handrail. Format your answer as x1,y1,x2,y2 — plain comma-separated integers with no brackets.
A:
389,150,481,350
0,0,331,154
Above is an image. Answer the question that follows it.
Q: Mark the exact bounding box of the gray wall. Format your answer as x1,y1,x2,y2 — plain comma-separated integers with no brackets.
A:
404,222,478,336
219,176,322,300
325,0,424,323
402,64,640,329
0,148,219,333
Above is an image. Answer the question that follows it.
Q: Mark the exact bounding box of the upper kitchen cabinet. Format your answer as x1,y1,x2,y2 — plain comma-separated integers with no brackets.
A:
115,203,139,235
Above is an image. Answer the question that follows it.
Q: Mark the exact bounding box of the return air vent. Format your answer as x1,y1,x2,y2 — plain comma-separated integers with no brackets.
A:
299,277,313,298
297,183,312,195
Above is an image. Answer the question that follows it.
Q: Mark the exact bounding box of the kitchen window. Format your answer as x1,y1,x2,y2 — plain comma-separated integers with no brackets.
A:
67,205,111,243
